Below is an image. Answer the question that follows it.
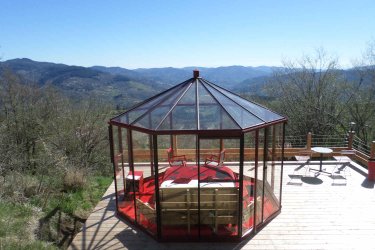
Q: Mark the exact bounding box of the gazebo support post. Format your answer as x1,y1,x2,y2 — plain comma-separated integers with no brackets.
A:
220,104,223,151
108,125,119,211
118,127,126,191
261,128,269,223
271,126,276,190
126,129,133,173
238,134,245,238
127,129,138,224
279,123,286,207
172,135,177,154
197,135,201,239
153,134,162,240
148,114,154,177
149,134,154,177
253,129,259,233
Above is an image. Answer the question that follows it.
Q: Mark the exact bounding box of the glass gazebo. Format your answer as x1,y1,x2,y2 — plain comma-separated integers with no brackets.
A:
108,70,287,241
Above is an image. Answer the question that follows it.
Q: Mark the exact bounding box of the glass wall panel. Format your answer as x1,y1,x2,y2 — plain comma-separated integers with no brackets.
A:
112,126,121,210
132,131,156,236
255,129,264,226
198,138,239,239
273,124,284,208
242,131,256,236
159,134,198,240
115,128,135,221
156,135,171,170
264,127,275,221
176,135,196,164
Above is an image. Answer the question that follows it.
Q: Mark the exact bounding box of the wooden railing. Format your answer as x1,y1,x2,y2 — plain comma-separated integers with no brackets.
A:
114,132,375,168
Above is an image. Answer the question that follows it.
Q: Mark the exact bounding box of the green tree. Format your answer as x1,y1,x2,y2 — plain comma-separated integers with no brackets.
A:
267,49,351,136
347,41,375,143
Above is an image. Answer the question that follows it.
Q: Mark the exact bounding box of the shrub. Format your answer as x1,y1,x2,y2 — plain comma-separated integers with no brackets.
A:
63,169,86,191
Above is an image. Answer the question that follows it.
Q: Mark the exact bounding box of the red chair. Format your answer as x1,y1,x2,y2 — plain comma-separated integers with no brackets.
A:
205,149,225,167
167,148,187,167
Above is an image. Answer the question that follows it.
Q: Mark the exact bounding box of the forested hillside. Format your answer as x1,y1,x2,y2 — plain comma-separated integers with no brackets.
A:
0,59,167,109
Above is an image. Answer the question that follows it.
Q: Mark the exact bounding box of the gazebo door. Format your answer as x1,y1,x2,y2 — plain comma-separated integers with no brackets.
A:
197,137,239,239
257,126,281,227
255,129,265,227
263,125,283,221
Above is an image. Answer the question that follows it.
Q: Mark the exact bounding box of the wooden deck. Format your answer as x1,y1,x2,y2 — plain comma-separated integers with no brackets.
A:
69,161,375,250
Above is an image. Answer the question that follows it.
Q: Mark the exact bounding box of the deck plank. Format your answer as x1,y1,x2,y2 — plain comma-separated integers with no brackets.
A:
69,161,375,250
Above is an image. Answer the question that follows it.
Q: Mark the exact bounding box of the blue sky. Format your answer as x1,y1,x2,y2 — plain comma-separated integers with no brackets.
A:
0,0,374,68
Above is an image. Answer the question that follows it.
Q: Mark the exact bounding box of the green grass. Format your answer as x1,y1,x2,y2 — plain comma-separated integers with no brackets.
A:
30,175,112,216
0,202,34,238
58,175,112,216
0,240,57,250
2,175,112,248
0,201,57,249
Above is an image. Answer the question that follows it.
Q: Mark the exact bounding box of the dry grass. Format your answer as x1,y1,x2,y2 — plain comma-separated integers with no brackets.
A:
63,169,86,191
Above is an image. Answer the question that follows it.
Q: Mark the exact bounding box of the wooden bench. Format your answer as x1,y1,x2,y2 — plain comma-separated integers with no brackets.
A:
159,186,239,233
136,198,156,223
135,181,278,234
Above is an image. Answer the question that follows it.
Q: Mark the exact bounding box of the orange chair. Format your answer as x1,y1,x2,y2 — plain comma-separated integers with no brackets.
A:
205,149,225,167
167,148,187,167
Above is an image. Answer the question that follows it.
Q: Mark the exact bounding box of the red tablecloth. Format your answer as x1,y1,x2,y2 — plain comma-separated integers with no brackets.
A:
162,165,236,184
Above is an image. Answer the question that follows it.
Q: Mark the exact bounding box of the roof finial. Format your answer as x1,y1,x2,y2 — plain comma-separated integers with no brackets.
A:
193,69,200,78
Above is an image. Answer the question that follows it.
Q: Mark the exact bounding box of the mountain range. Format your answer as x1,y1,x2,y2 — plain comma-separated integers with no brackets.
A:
0,58,366,109
92,64,282,88
0,58,281,108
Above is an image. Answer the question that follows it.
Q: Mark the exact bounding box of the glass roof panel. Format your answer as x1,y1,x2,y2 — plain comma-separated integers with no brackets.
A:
157,113,172,130
114,82,188,124
171,106,197,130
204,82,264,129
159,83,197,130
132,83,190,129
111,74,286,132
204,81,284,122
198,83,240,130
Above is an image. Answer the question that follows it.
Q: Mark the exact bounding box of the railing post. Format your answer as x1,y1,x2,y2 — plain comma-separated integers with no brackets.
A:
172,135,177,154
348,131,355,149
307,132,312,150
368,141,375,181
370,141,375,159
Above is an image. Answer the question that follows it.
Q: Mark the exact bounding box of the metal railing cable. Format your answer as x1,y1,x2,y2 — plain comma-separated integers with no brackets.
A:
282,133,371,157
311,134,348,148
352,136,371,157
281,135,307,148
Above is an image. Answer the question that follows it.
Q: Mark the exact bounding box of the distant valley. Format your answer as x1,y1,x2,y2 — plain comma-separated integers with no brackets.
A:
0,58,363,109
